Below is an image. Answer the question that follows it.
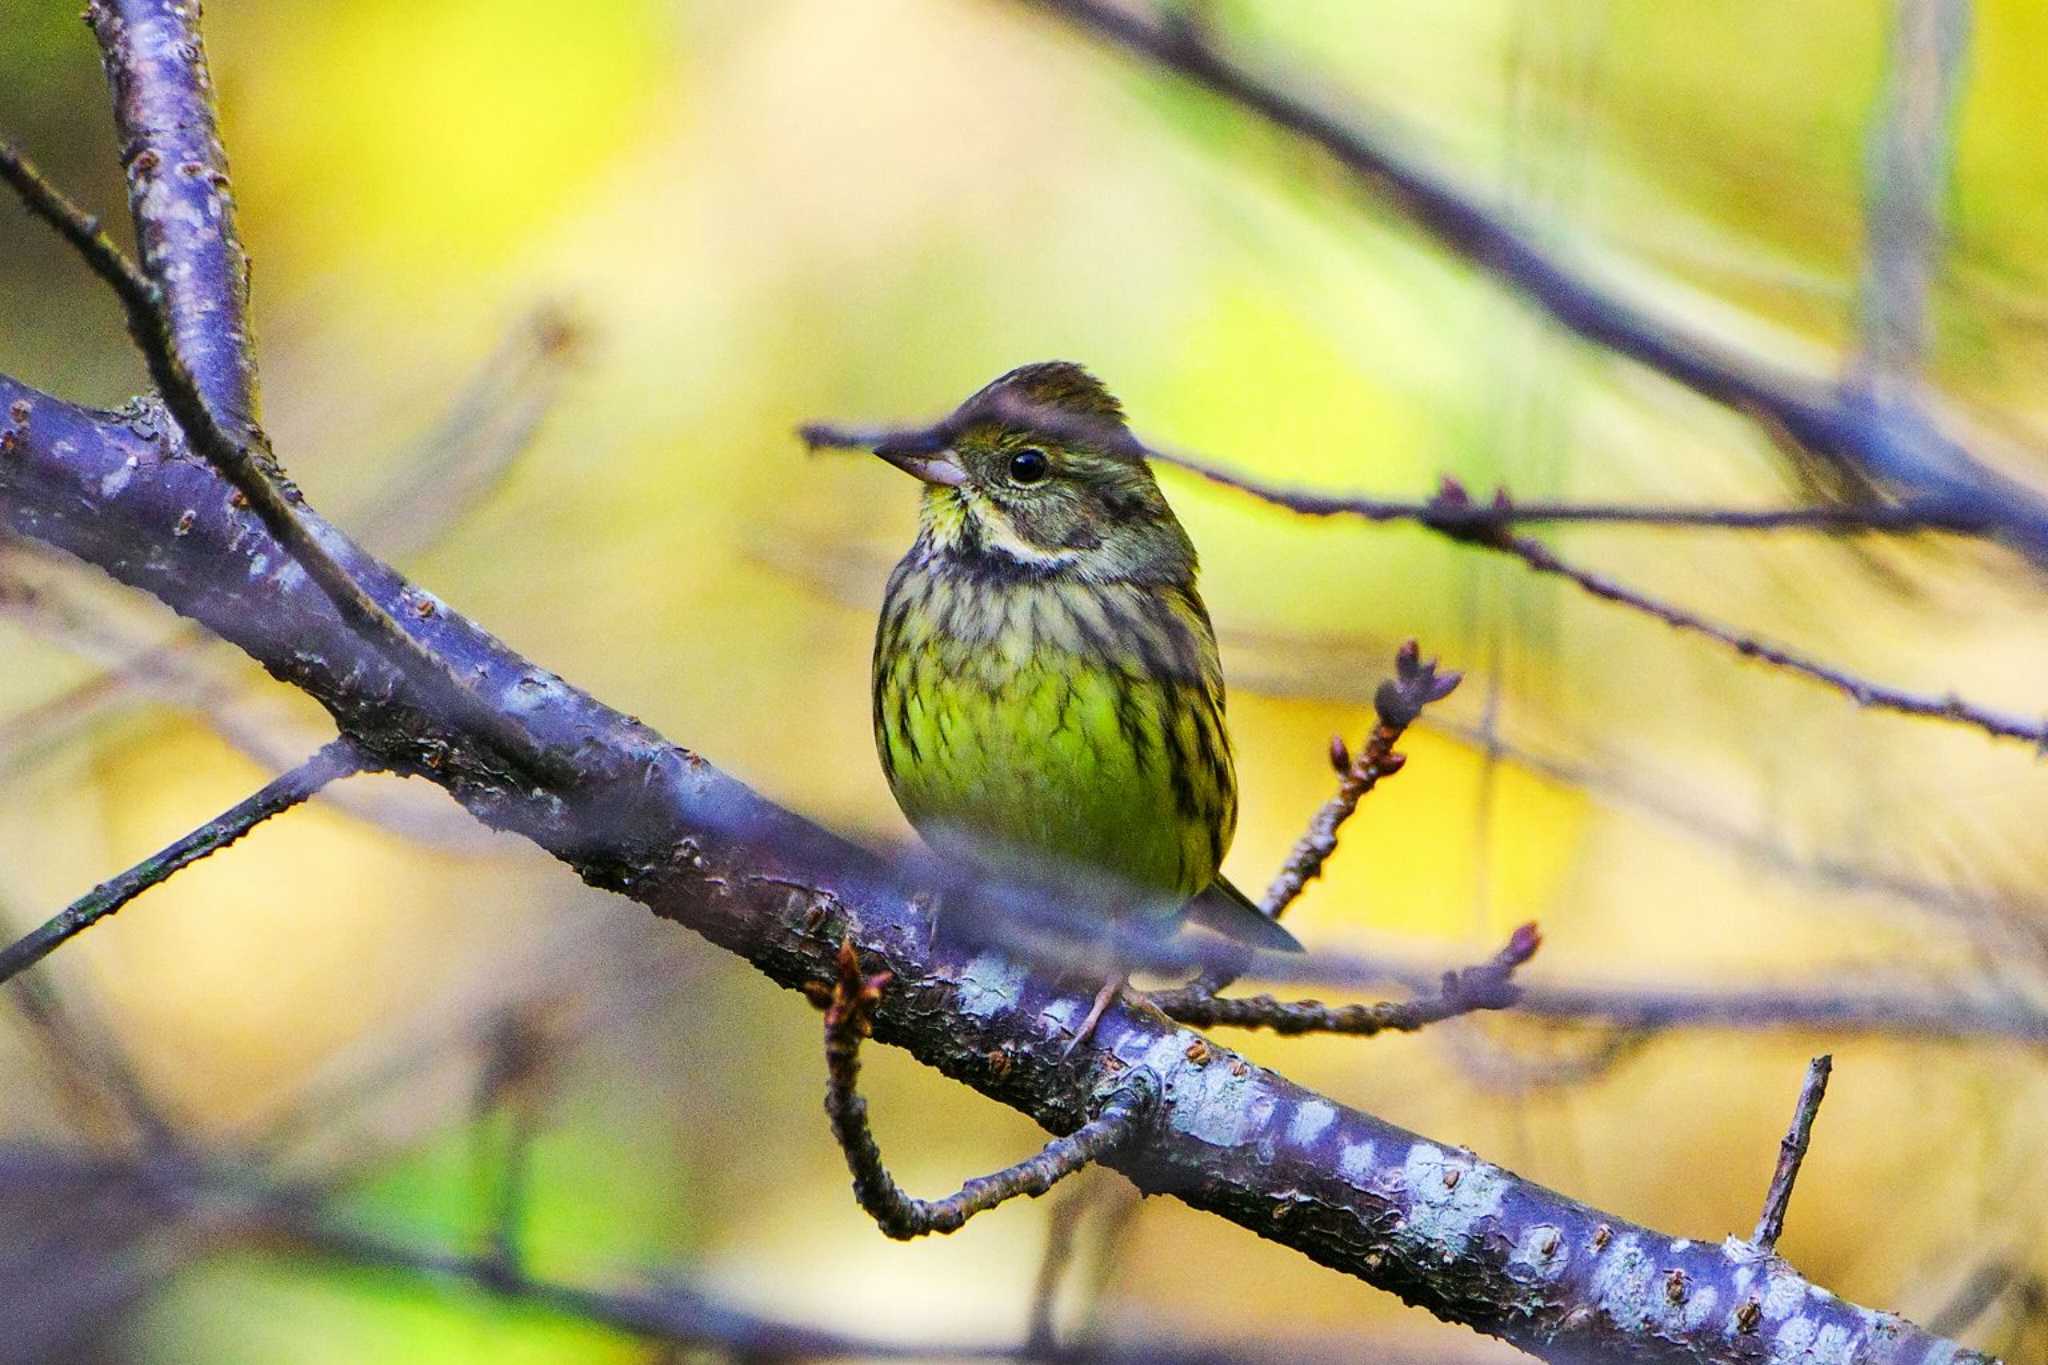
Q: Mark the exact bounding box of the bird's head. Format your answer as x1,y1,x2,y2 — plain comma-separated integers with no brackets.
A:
874,362,1196,584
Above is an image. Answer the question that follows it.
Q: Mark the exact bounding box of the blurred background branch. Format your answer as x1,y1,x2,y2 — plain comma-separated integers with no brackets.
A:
1016,0,2048,566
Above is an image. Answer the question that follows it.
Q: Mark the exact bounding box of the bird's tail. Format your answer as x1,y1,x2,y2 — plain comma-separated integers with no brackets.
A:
1184,877,1304,952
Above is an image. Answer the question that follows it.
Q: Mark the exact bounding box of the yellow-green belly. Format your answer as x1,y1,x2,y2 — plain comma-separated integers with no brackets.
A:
872,564,1235,915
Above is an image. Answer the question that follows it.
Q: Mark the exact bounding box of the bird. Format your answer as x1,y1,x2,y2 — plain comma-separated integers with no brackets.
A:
866,361,1302,1049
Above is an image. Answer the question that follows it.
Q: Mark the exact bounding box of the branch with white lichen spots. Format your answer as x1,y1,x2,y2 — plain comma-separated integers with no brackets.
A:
0,376,1993,1363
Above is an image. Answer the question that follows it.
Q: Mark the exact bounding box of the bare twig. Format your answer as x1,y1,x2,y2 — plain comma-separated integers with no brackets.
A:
1154,922,1539,1036
822,939,1155,1240
1177,640,1458,997
292,1220,1016,1360
472,1008,553,1279
1505,978,2048,1049
1159,448,1989,535
1261,641,1460,923
1429,479,2048,750
1006,0,2048,566
0,739,362,985
1751,1055,1834,1254
804,409,2048,751
359,305,585,559
4,967,179,1146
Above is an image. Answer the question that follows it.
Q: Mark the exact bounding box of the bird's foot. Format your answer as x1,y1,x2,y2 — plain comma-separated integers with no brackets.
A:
1061,975,1125,1058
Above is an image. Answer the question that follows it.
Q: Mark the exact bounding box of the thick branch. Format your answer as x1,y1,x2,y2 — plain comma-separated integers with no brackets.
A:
0,134,557,783
0,376,1989,1364
86,0,259,438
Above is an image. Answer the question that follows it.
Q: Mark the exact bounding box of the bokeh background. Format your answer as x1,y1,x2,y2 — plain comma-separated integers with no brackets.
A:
2,0,2045,1360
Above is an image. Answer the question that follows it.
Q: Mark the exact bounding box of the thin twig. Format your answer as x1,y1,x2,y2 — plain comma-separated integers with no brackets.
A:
473,1007,555,1280
1500,979,2048,1049
802,419,1982,534
0,739,362,985
0,140,558,781
359,305,585,560
1260,641,1461,922
0,565,498,851
1751,1054,1834,1253
1185,640,1459,996
1452,499,2047,750
804,410,2048,750
1160,448,1988,535
268,1218,1025,1361
4,968,180,1147
1154,923,1539,1036
821,938,1155,1239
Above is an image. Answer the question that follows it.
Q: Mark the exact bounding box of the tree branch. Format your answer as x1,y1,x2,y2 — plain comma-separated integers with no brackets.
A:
805,410,2048,751
1171,640,1464,998
1007,0,2048,569
85,0,260,439
0,131,557,783
1261,641,1461,925
1155,923,1538,1037
1750,1055,1834,1254
1853,0,1969,397
0,738,362,985
822,939,1157,1240
0,371,1991,1362
1158,449,1993,536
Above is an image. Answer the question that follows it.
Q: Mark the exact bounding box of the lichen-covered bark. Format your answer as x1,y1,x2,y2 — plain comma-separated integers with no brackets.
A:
0,375,1993,1365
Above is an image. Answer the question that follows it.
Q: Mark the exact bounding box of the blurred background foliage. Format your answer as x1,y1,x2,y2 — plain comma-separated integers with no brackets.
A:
1,0,2044,1360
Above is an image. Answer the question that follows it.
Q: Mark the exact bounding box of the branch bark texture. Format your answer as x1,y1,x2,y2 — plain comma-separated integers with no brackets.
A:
0,376,1989,1364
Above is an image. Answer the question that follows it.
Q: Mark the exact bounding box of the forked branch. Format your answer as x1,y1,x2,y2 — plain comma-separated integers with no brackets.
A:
1,55,557,783
821,939,1156,1240
1156,922,1539,1036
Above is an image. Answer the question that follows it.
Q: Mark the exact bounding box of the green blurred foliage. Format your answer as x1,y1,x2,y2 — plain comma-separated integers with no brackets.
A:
2,0,2045,1359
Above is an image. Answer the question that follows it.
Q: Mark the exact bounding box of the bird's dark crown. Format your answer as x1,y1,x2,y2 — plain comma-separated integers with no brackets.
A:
948,361,1137,456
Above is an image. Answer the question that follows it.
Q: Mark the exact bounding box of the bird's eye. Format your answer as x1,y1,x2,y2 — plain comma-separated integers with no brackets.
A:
1007,448,1050,485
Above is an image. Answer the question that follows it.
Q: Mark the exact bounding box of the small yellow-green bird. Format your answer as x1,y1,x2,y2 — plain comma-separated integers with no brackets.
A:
868,362,1301,1043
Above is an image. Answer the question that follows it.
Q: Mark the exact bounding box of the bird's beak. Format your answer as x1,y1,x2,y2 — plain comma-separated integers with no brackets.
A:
873,432,968,487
